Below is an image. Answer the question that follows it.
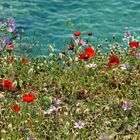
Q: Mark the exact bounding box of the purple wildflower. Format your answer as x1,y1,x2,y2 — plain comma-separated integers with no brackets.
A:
54,98,62,105
44,106,58,115
7,18,15,26
134,53,140,59
74,120,85,129
2,38,10,45
122,101,132,111
120,63,129,70
124,32,131,40
20,127,26,133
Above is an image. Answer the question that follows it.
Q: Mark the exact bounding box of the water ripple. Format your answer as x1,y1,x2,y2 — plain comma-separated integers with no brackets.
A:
0,0,140,55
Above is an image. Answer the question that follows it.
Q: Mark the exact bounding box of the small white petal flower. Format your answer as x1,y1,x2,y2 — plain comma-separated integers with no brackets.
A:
86,63,97,68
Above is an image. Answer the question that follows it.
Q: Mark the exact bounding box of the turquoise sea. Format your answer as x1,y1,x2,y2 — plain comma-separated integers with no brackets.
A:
0,0,140,55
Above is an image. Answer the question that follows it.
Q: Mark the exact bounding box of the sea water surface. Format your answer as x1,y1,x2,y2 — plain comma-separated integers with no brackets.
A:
0,0,140,55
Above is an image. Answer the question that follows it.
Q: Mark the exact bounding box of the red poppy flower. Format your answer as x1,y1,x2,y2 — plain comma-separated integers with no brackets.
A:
129,41,139,49
108,55,119,68
85,47,96,57
79,53,89,61
21,59,30,65
22,94,35,103
1,80,15,90
7,44,14,51
74,31,82,37
79,47,96,61
11,105,21,112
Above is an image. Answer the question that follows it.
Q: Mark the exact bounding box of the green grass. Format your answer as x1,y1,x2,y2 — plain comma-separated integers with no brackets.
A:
0,45,140,140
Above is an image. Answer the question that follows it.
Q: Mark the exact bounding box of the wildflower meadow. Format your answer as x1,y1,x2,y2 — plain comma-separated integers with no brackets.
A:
0,18,140,140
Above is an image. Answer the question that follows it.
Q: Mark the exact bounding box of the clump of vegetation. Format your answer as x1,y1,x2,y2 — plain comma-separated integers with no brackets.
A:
0,19,140,140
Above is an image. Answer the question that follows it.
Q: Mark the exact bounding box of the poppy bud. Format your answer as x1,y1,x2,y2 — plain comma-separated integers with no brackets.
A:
68,44,74,50
88,32,92,36
105,38,108,42
112,34,116,39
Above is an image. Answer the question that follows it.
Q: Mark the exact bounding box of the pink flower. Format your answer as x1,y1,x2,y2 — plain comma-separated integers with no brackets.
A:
134,53,140,59
74,120,84,129
124,32,131,39
80,39,87,46
53,98,62,105
7,18,15,26
75,39,87,46
122,101,132,111
7,26,16,32
44,106,58,115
